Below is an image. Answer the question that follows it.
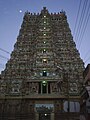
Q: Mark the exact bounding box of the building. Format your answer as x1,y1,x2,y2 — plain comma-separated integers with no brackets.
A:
0,7,84,120
80,64,90,120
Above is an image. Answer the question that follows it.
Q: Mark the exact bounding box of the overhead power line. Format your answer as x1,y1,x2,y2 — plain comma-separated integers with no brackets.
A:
73,0,82,36
0,48,10,54
0,54,9,60
84,48,90,60
78,1,90,49
84,56,90,63
75,0,88,43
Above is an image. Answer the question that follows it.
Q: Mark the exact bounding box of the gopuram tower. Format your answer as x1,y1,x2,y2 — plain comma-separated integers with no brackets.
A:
0,7,84,120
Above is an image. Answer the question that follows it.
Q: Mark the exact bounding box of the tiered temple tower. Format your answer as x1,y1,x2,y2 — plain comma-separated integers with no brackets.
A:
0,7,84,120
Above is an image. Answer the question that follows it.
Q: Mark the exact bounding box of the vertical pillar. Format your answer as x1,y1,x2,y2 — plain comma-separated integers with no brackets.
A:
35,112,39,120
47,83,48,94
61,100,63,112
51,112,54,120
41,83,42,94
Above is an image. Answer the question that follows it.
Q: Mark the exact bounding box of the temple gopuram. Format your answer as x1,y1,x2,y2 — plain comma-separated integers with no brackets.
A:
0,7,85,120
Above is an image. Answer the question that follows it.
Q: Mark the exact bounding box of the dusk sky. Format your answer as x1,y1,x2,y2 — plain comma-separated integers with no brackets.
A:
0,0,90,73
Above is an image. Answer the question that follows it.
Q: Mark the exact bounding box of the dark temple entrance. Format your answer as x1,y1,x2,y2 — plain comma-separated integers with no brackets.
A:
39,113,51,120
35,104,54,120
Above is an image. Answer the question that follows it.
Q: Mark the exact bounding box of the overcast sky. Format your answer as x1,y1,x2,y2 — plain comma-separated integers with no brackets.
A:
0,0,90,73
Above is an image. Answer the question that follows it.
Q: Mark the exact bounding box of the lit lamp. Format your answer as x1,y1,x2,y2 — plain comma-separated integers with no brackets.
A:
43,49,46,53
43,59,47,63
42,80,47,86
44,27,46,29
44,33,46,36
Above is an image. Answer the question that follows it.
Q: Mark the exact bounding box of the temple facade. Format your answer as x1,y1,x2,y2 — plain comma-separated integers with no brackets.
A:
0,7,85,120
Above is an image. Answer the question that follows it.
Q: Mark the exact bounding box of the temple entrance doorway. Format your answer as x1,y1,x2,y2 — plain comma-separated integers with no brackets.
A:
35,104,54,120
39,113,51,120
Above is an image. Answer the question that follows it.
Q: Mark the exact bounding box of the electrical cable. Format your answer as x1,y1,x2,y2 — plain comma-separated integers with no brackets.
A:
0,48,10,54
0,54,9,60
75,0,88,43
78,1,90,49
84,48,90,60
73,0,82,37
84,56,90,63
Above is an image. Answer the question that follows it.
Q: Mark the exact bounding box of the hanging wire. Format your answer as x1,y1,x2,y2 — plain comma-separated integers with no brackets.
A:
84,56,90,63
73,0,82,37
75,0,88,43
0,54,9,60
84,48,90,60
78,1,90,49
0,48,10,54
